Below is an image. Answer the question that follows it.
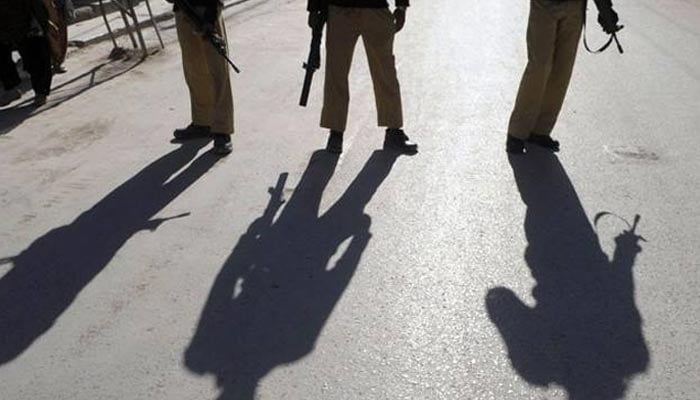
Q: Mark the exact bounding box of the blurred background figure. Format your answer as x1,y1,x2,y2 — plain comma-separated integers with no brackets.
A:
0,44,24,106
0,0,54,107
45,0,75,74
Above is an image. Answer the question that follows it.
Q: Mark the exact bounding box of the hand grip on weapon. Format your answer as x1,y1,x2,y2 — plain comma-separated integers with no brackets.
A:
172,0,240,72
198,21,216,38
204,30,240,73
393,8,406,33
598,7,622,35
206,30,226,52
308,11,325,30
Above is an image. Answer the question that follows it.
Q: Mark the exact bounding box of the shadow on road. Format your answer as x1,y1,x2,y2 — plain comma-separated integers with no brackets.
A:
485,148,649,400
0,56,143,136
185,149,398,399
0,140,218,365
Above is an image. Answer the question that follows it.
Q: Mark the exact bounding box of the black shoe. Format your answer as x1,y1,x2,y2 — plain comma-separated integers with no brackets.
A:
213,134,232,156
326,130,343,154
174,124,211,141
527,134,560,152
0,88,21,107
33,94,47,107
384,128,418,154
506,135,526,155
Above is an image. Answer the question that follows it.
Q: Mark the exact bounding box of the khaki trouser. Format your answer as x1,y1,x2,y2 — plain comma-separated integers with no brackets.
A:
508,0,583,139
176,11,234,134
321,6,403,132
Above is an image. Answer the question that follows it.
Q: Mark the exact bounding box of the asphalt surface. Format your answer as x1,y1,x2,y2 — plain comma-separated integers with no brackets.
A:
1,0,699,399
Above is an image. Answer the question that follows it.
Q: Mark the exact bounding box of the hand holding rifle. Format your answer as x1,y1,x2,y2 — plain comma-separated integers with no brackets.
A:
393,7,406,33
598,7,621,34
172,0,241,73
308,10,325,30
300,10,327,107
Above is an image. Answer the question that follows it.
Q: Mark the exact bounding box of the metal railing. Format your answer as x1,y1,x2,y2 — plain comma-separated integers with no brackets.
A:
98,0,165,58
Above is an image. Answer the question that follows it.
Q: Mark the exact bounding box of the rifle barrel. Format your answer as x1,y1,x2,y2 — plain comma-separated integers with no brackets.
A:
299,23,325,107
300,66,315,107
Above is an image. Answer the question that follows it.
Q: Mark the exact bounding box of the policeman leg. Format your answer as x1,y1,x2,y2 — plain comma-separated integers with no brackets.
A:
176,11,214,128
361,8,403,129
534,1,583,135
321,6,361,132
507,0,558,140
206,15,234,135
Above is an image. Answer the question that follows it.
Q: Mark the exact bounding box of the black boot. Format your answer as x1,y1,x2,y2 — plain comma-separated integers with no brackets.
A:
326,130,343,154
384,128,418,154
527,133,560,152
174,124,211,141
213,134,232,156
506,135,526,155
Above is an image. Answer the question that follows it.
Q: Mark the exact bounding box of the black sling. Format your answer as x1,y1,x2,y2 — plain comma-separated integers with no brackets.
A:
582,0,624,54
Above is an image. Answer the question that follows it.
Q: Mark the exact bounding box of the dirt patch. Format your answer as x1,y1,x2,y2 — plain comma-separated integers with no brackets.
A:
14,119,114,163
604,145,661,164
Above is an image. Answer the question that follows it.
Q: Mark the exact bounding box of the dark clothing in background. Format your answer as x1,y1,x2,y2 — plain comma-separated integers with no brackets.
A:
0,0,53,97
0,0,50,46
19,37,53,95
43,0,69,66
0,39,52,96
308,0,410,12
0,44,22,90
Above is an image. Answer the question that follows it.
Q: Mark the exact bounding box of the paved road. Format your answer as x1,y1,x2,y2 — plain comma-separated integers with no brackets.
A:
1,0,699,399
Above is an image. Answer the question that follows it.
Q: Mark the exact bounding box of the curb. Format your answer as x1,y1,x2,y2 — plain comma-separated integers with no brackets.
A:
69,9,175,48
67,0,258,49
70,0,145,24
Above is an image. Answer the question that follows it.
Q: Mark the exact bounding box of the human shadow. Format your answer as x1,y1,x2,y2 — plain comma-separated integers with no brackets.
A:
485,148,649,400
185,149,399,399
0,56,143,136
0,140,219,365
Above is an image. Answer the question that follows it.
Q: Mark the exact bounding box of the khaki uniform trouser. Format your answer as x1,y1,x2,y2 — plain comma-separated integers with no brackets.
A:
508,0,583,139
176,11,234,134
321,6,404,132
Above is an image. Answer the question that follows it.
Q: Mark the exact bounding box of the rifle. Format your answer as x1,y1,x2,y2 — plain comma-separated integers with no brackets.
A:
299,14,327,107
173,0,241,73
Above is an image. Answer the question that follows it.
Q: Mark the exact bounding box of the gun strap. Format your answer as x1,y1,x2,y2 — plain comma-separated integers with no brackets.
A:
582,0,624,54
